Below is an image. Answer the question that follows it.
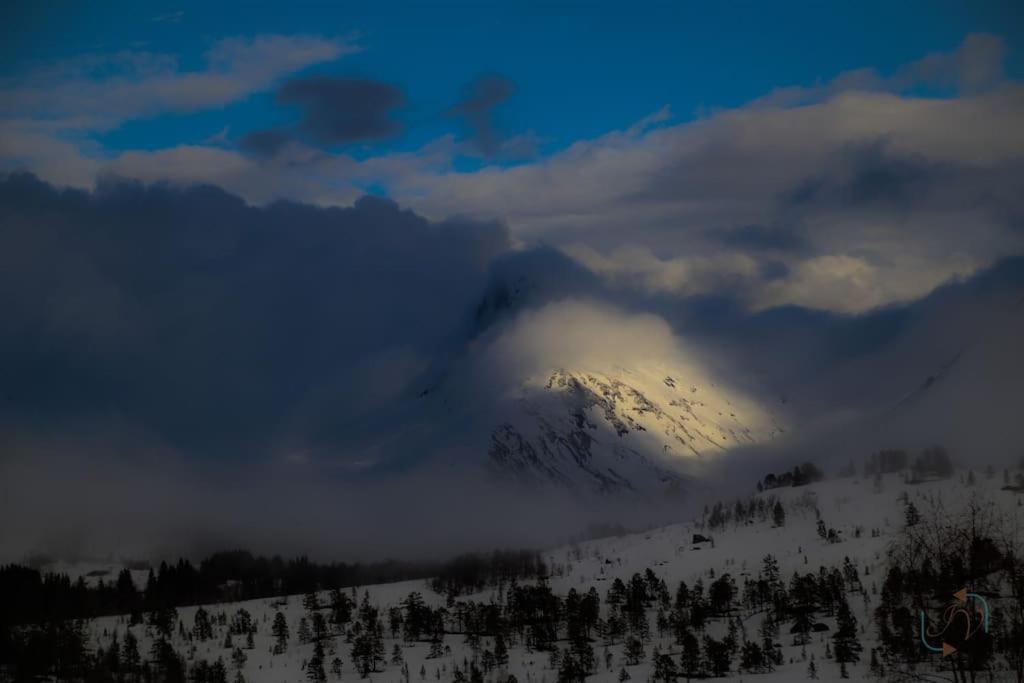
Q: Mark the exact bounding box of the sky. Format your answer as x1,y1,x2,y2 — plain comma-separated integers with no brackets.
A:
1,1,1023,559
5,2,1021,154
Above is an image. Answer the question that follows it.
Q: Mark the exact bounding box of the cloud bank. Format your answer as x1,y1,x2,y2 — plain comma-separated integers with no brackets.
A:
4,34,1021,316
0,173,507,463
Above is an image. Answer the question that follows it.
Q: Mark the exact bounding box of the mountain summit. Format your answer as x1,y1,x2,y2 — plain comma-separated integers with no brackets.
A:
487,364,784,495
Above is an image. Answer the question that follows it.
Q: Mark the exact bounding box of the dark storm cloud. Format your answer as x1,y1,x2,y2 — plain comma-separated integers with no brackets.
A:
0,172,508,460
239,76,405,156
237,128,292,158
784,140,952,209
451,73,516,158
279,76,405,144
713,224,809,252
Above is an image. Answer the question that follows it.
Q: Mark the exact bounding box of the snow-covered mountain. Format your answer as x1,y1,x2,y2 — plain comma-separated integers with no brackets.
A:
485,364,785,496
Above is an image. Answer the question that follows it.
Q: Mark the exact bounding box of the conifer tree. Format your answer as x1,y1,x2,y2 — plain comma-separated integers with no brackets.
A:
272,611,289,654
773,501,786,527
298,617,312,644
904,501,920,527
231,647,247,671
833,596,862,665
122,630,140,675
194,607,213,641
652,652,678,682
623,636,645,665
307,639,327,682
679,629,701,680
494,633,509,670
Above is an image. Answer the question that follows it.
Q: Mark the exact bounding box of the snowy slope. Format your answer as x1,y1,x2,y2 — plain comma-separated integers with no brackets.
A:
76,468,1024,682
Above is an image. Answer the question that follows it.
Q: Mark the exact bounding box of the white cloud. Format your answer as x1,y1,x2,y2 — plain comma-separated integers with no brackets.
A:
0,35,357,131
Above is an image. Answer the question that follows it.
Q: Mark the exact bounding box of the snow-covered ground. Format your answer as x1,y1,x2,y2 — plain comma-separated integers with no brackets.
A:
79,469,1024,681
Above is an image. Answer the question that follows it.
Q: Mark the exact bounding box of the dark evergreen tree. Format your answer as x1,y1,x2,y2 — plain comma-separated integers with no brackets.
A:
652,652,678,682
708,573,735,614
272,610,289,654
122,630,141,676
307,639,327,682
904,500,920,527
703,635,732,677
494,633,509,670
773,501,786,527
679,628,701,680
623,636,645,665
194,606,214,641
833,596,862,665
231,647,247,671
739,641,765,672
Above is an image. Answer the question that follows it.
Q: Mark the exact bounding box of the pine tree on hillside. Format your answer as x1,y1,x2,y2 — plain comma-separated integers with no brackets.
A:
739,641,765,673
652,652,678,682
494,633,509,670
904,501,920,527
231,647,247,671
703,634,732,677
869,648,883,678
833,596,862,665
272,611,289,654
773,501,786,527
194,607,213,641
679,629,701,680
210,658,228,683
307,640,327,682
623,636,645,665
122,631,141,674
